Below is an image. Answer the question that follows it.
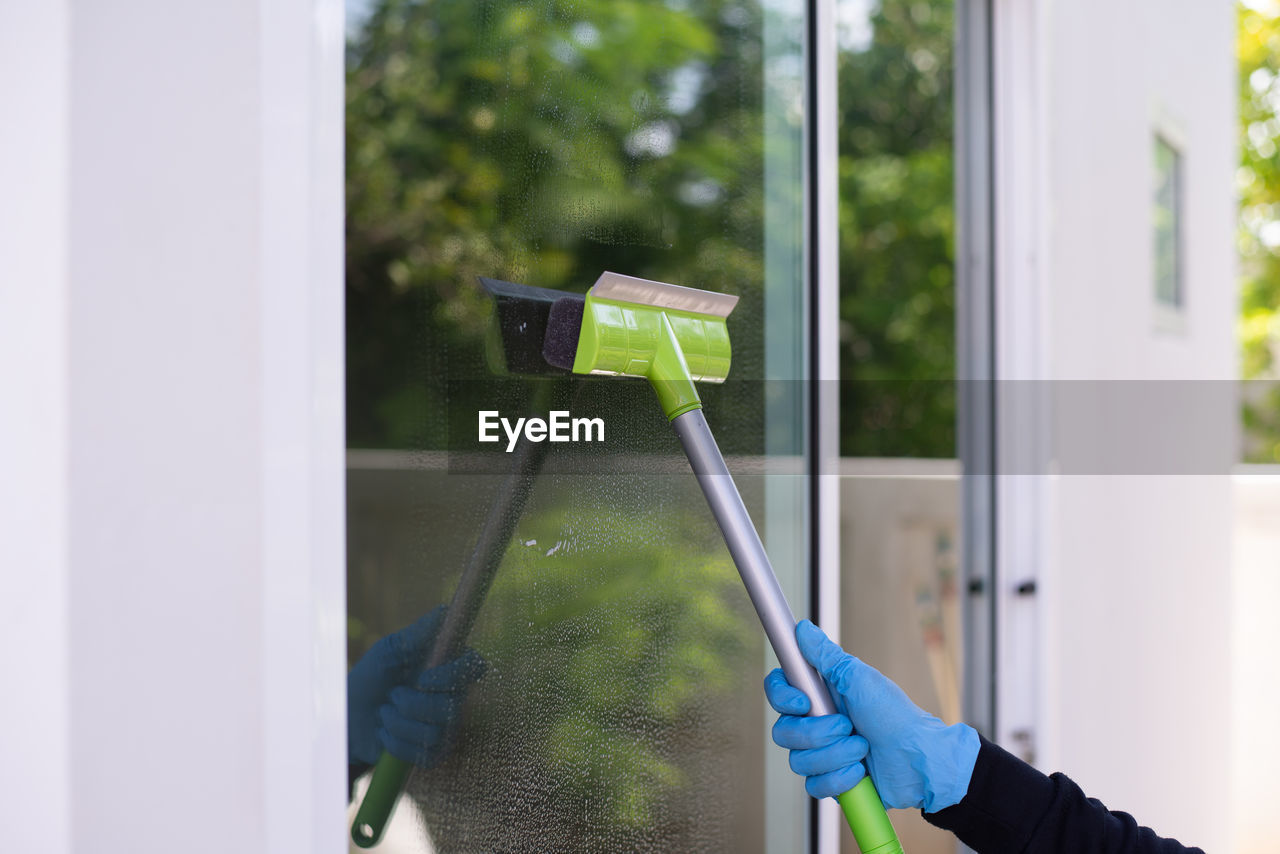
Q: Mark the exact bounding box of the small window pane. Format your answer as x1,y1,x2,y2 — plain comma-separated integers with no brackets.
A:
1154,135,1183,308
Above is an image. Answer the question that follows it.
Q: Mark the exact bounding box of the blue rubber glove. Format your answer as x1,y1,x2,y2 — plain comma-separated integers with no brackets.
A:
347,607,485,768
763,619,980,813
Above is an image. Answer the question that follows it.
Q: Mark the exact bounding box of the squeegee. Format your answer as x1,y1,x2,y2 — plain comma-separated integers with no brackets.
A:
534,272,903,853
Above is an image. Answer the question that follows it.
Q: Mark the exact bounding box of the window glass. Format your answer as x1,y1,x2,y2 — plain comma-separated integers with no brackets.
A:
345,0,808,850
837,0,955,460
1239,3,1280,462
835,2,959,851
1154,134,1183,309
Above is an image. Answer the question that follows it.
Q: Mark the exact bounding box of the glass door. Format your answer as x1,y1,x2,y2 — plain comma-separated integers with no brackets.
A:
833,1,966,851
344,0,811,849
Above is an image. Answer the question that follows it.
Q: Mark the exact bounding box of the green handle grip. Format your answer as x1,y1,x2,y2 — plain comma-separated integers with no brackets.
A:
351,752,412,848
838,776,904,853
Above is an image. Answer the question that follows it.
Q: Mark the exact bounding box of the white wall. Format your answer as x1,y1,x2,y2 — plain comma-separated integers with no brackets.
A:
1045,0,1237,380
996,0,1237,850
0,2,346,852
1232,470,1280,854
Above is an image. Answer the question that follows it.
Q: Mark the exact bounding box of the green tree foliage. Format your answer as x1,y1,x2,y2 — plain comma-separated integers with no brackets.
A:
347,0,958,456
346,0,786,450
1239,2,1280,461
837,0,956,457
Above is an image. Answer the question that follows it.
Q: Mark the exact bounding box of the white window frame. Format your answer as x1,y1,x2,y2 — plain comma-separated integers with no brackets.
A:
0,3,348,851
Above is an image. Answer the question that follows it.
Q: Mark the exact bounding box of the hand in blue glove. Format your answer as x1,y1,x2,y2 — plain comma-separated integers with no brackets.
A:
763,619,980,813
348,607,485,769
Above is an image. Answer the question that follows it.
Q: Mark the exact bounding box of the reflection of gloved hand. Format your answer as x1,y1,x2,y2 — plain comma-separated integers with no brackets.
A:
348,607,485,768
763,620,979,813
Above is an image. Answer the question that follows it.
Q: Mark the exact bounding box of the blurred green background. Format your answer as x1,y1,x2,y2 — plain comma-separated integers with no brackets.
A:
1238,2,1280,462
345,0,959,458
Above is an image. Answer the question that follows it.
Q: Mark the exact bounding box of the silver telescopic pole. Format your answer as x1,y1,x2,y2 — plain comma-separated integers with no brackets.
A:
670,408,837,717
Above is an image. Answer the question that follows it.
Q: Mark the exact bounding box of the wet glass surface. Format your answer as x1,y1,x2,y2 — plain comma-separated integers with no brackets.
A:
345,0,808,850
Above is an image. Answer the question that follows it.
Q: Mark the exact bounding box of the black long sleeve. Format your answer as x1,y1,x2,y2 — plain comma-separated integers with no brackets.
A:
923,737,1204,854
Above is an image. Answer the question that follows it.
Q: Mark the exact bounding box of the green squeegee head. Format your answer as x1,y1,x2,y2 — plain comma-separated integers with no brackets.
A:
544,272,738,420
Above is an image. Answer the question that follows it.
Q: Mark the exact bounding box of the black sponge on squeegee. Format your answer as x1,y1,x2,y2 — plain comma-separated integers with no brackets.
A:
477,276,582,375
542,296,586,371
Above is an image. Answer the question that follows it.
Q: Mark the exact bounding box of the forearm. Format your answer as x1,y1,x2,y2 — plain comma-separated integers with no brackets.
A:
923,737,1204,854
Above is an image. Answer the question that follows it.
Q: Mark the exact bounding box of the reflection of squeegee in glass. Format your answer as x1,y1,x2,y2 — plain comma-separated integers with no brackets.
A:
351,280,577,847
493,271,905,853
350,436,544,848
